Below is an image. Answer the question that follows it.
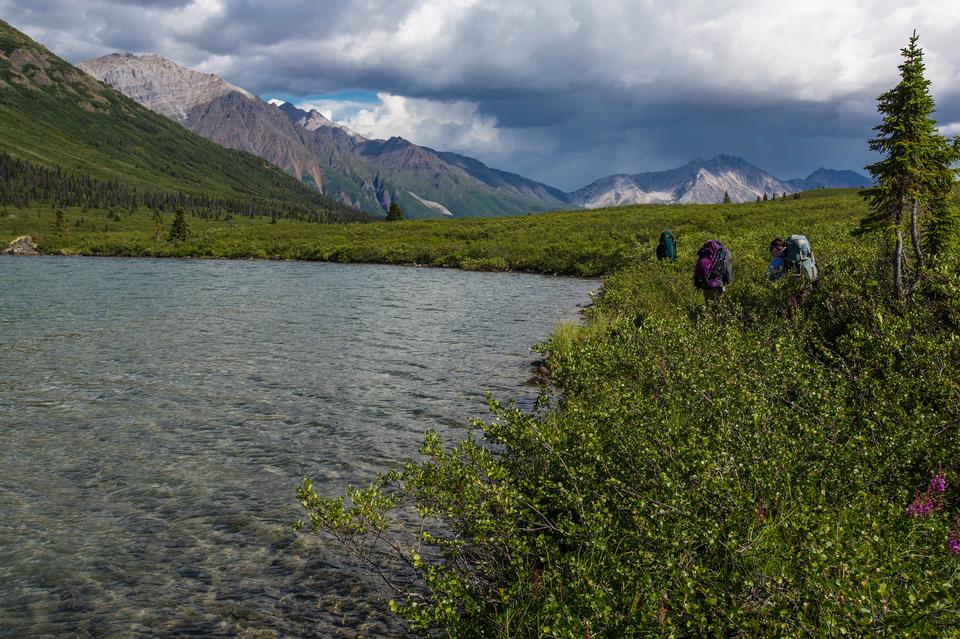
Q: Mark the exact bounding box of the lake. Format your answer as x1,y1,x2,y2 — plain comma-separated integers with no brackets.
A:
0,257,596,638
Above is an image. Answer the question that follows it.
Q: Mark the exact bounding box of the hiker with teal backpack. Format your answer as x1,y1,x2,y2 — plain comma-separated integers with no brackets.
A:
767,235,818,283
656,230,676,262
694,240,733,302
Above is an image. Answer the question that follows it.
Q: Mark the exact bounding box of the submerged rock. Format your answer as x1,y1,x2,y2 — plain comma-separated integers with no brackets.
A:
2,235,40,256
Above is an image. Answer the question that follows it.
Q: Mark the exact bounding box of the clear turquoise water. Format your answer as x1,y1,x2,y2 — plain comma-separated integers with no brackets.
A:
0,257,595,638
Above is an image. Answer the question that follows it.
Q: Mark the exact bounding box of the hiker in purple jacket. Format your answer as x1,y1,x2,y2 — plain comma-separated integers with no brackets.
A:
693,240,733,302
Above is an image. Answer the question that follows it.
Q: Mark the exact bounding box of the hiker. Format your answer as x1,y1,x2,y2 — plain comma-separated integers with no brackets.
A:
693,239,733,302
767,235,818,283
656,229,677,262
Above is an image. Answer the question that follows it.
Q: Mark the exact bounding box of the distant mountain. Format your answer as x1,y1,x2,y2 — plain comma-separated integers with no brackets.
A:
79,53,572,219
0,20,364,221
568,155,800,207
787,168,873,191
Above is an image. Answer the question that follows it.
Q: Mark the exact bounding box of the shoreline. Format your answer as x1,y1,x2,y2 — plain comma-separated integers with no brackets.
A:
1,248,603,281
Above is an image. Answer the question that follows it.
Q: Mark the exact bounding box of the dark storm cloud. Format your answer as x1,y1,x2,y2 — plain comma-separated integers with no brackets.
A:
1,0,958,190
102,0,194,7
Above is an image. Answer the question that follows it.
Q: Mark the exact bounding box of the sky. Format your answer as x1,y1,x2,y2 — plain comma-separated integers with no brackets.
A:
3,0,960,191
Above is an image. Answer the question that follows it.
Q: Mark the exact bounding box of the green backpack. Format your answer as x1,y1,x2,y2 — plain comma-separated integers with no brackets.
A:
657,230,676,262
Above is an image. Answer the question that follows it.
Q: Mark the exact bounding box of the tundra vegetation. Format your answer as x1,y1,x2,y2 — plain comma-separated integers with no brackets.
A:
293,35,960,637
294,188,960,636
2,188,861,277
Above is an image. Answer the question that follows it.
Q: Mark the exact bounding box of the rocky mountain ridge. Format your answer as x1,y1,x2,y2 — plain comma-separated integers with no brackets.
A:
79,53,571,219
78,53,253,125
568,156,871,207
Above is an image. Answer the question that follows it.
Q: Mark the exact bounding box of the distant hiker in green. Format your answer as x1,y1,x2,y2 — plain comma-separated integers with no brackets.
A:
656,230,677,262
767,235,818,283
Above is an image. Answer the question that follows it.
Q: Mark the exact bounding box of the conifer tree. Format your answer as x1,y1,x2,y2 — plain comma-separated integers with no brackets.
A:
168,207,189,243
152,209,164,242
722,190,731,204
859,31,959,295
763,193,768,202
386,201,404,221
925,193,959,258
54,209,66,237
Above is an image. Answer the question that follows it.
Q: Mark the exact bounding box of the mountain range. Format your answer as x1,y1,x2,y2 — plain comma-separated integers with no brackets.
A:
79,53,571,219
78,53,871,218
0,20,364,222
568,158,873,208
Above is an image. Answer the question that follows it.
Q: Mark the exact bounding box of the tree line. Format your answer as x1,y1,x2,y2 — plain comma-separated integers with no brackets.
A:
0,151,371,224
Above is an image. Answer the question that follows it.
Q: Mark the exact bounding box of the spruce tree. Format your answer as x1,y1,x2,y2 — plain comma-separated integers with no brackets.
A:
168,207,189,243
152,209,164,242
925,193,959,258
386,201,404,221
54,209,66,237
722,190,731,204
859,31,959,295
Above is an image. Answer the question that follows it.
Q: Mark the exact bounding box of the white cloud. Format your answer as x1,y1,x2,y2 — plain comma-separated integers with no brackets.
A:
292,98,375,122
342,94,498,149
939,122,960,137
306,93,550,161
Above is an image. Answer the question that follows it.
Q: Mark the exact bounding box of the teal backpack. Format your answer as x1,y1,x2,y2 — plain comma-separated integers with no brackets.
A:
784,234,818,282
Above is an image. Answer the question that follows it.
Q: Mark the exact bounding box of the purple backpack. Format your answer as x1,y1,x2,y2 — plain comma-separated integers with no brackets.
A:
694,240,732,289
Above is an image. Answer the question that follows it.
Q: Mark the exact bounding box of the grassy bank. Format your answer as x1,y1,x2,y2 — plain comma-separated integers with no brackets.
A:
297,191,960,636
2,190,863,277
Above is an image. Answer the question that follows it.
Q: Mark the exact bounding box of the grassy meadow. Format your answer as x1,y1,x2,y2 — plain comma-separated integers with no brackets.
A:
2,189,863,277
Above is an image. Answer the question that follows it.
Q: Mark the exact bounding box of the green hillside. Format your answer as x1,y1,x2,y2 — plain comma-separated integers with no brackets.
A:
0,20,366,222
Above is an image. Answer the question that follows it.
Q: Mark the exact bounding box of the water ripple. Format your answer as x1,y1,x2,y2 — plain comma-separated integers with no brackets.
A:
0,256,595,637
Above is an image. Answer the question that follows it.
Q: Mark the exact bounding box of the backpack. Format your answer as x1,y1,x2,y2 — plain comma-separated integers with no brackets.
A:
656,230,676,261
783,234,818,282
694,240,733,289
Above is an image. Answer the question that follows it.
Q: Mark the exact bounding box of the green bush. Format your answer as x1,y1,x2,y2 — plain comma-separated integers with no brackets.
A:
297,197,960,637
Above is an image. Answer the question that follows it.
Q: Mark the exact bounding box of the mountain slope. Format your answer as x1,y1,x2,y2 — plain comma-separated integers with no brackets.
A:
0,20,364,220
77,53,253,124
787,167,873,190
79,53,573,219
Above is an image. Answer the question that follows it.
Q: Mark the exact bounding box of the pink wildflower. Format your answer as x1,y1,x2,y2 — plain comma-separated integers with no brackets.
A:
949,519,960,556
948,537,960,556
907,493,936,517
930,471,947,494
